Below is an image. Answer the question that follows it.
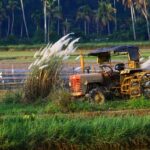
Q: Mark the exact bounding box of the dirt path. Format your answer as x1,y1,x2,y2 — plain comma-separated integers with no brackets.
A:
1,109,150,119
66,108,150,118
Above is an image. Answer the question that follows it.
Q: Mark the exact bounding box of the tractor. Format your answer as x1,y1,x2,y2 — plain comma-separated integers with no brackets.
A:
69,46,150,104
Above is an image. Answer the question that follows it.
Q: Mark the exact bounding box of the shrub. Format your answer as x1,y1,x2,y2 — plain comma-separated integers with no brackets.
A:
2,91,22,104
49,88,73,112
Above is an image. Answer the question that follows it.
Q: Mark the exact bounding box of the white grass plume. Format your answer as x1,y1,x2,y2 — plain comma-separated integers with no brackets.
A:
75,55,81,60
29,33,79,70
74,67,81,72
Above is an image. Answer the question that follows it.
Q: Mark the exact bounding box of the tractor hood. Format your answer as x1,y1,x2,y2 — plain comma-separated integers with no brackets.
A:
77,73,104,84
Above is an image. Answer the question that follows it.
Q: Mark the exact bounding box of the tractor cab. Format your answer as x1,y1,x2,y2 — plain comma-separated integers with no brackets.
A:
88,45,140,72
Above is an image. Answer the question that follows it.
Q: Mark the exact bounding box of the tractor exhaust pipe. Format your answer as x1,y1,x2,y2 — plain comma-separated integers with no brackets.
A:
80,52,85,73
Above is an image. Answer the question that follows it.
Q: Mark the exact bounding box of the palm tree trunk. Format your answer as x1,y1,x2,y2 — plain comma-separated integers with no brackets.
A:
96,22,99,35
143,0,150,40
11,9,14,35
84,20,87,36
20,0,29,38
7,16,10,36
20,22,23,38
133,5,136,23
87,22,90,34
57,20,60,35
57,0,60,35
114,0,117,31
107,22,110,35
44,0,47,43
145,17,150,40
47,16,50,42
130,4,136,40
0,22,2,38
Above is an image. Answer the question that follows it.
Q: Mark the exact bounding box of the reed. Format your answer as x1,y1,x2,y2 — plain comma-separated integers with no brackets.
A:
24,34,79,102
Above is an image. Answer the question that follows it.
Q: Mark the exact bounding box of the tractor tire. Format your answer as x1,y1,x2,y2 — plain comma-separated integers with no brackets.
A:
90,89,105,104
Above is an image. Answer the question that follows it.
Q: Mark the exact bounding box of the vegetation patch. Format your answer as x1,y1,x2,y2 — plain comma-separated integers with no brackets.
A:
24,34,79,102
0,115,150,149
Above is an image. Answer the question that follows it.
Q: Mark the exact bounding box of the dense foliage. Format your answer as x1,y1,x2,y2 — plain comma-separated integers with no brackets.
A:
0,0,150,44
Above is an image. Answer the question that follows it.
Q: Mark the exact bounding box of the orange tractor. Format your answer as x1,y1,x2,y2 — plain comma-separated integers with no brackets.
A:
69,46,150,103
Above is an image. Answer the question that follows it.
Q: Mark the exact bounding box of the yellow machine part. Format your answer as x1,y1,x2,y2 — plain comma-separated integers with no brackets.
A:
121,76,141,98
121,71,150,98
128,52,140,69
80,52,85,73
128,61,140,69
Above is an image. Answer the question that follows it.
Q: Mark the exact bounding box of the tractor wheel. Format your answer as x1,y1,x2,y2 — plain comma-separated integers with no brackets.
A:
90,89,105,104
141,73,150,98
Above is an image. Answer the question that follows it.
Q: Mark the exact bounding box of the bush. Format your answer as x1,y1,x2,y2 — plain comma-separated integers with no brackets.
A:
2,91,22,104
49,88,73,112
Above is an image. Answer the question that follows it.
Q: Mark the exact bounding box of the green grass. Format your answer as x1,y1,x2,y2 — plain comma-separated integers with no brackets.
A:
0,44,44,51
100,97,150,111
79,41,150,49
0,115,150,149
0,93,150,149
0,93,150,116
0,48,149,63
1,41,150,51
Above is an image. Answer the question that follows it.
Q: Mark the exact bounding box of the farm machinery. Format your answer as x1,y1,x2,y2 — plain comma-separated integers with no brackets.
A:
69,46,150,103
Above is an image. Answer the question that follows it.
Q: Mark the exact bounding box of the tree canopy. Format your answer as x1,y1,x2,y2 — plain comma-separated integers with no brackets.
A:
0,0,150,44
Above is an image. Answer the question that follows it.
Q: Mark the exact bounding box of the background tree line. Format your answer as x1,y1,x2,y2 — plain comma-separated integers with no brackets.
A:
0,0,150,44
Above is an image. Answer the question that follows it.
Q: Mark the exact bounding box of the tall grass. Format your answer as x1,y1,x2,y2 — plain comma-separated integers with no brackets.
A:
2,91,22,104
24,58,62,102
0,115,150,149
24,34,79,102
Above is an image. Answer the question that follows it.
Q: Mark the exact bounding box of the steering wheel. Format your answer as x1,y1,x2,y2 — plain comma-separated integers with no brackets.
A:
99,65,113,76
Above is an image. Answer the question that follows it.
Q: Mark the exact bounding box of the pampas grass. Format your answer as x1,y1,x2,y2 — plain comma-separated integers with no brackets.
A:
24,33,79,102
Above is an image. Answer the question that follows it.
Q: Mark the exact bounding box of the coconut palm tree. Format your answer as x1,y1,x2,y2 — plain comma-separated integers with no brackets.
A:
119,0,137,40
0,1,6,37
135,0,150,40
43,0,58,42
43,0,47,43
76,5,92,36
113,0,117,31
7,0,19,35
57,0,60,35
63,18,71,35
95,1,116,35
31,10,42,32
20,0,29,38
47,0,62,42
